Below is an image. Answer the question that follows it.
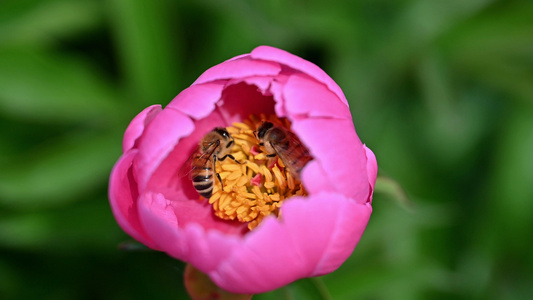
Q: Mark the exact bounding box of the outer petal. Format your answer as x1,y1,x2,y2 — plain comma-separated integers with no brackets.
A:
251,45,349,107
311,202,372,276
137,192,242,272
226,76,273,95
292,118,369,202
364,145,378,203
143,110,230,194
109,150,159,249
300,161,336,195
193,57,281,85
283,73,351,119
166,82,225,120
269,73,290,118
134,108,195,190
209,192,372,294
123,105,162,152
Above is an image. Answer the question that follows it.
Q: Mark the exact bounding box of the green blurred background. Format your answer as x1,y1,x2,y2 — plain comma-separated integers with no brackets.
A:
1,0,532,299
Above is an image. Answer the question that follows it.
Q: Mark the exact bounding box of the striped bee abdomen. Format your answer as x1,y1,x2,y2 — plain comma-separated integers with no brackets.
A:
192,166,214,198
184,127,234,199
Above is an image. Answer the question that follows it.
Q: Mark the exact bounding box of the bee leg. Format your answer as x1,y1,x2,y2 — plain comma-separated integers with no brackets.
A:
266,154,276,158
219,154,242,164
226,140,234,148
216,173,223,186
212,154,223,187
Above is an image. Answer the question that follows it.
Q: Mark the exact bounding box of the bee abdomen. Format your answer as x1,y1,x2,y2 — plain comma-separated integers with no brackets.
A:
193,174,213,198
198,189,213,199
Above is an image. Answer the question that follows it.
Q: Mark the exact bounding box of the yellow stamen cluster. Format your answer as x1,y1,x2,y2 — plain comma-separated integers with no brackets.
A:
209,115,307,230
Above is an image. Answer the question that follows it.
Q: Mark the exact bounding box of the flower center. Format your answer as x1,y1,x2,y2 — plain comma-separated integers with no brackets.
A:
208,115,308,230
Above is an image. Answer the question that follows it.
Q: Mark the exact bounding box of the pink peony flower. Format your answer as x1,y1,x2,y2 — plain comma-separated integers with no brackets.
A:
109,46,377,294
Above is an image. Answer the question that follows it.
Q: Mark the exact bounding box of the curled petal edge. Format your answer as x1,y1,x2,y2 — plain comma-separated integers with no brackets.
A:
167,82,225,120
193,56,282,85
108,150,159,250
282,73,351,120
123,105,162,152
364,145,378,203
291,118,369,202
209,192,372,294
137,192,242,273
134,108,195,190
251,45,349,107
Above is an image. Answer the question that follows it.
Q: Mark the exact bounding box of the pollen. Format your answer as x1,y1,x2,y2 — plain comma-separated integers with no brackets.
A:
209,115,307,230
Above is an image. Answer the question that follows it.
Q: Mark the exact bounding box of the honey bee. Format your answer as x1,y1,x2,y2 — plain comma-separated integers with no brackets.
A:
255,121,313,179
180,128,237,198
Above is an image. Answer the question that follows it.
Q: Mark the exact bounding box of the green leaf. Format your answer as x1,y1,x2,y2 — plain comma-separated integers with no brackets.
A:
285,278,332,300
483,108,533,255
117,240,152,252
255,278,331,300
0,130,122,209
0,0,103,47
374,176,413,211
0,197,121,253
441,1,533,103
108,0,182,106
252,288,285,300
0,49,122,123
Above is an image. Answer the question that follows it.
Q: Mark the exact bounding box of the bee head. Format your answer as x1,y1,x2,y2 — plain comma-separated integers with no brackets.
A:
256,121,274,139
214,127,230,139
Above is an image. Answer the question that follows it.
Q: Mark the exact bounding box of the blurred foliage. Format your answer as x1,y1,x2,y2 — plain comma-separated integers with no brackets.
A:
1,0,532,299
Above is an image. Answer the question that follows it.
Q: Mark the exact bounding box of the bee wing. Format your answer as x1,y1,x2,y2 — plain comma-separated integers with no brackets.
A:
177,143,220,178
178,147,199,178
271,130,312,177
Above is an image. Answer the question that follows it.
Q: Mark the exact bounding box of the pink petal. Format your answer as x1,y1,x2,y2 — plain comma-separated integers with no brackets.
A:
134,108,195,190
300,161,336,195
108,150,159,249
291,118,369,203
216,82,276,125
167,82,225,120
136,192,186,257
283,73,352,119
137,192,242,272
269,73,289,118
251,46,349,107
143,111,227,192
209,216,306,293
311,202,372,276
193,57,281,85
122,105,162,152
226,76,273,95
209,192,372,294
364,145,378,203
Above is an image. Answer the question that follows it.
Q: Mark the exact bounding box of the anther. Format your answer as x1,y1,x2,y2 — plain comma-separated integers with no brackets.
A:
207,115,308,230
